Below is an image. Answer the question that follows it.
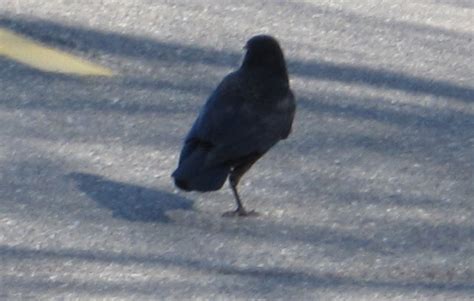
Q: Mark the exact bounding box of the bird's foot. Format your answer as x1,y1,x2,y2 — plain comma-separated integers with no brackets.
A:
222,208,259,218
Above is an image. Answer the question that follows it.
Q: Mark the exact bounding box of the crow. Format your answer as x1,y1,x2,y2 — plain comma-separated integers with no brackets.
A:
172,35,295,217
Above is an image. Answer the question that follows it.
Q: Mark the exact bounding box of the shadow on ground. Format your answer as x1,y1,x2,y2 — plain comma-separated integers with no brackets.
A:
1,244,473,296
68,172,193,223
0,15,472,102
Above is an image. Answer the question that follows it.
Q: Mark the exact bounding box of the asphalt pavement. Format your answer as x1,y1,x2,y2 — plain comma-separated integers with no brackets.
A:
0,0,473,300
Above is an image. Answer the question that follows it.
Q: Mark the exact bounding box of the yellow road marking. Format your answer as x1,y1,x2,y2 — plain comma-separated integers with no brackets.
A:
0,28,114,76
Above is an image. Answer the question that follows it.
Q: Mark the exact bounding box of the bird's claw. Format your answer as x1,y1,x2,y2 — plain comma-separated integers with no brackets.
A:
222,208,259,217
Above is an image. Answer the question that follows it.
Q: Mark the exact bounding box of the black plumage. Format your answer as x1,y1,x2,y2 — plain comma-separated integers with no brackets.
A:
172,35,295,216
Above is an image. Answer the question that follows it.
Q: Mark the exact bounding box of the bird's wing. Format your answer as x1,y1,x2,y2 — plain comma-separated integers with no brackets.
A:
280,89,296,140
184,72,294,166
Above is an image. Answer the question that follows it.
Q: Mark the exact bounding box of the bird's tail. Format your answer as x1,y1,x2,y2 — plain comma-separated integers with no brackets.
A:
172,147,229,192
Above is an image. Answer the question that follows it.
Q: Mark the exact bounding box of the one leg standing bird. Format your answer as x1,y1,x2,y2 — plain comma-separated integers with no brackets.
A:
172,35,295,217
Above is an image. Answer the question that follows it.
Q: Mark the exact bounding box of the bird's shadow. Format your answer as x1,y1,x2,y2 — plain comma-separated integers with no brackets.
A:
68,172,193,223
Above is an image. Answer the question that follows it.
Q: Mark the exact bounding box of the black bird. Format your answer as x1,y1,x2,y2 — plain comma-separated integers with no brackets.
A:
172,35,295,217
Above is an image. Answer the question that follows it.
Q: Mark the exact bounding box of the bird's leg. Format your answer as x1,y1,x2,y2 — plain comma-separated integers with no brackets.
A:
223,175,257,217
228,176,249,215
222,154,262,217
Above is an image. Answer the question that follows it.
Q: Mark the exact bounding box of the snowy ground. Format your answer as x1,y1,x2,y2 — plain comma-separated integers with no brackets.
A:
0,1,473,300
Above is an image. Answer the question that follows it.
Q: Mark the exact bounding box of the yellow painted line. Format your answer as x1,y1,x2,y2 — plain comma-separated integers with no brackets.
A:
0,28,114,76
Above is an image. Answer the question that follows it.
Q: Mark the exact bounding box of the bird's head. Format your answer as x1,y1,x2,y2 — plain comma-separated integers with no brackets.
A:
241,35,288,76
